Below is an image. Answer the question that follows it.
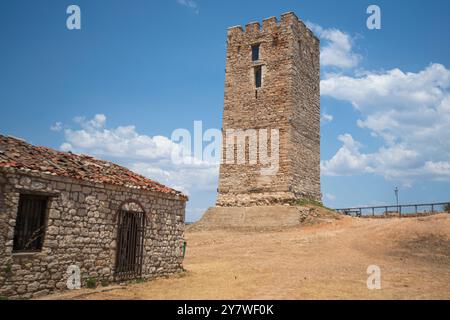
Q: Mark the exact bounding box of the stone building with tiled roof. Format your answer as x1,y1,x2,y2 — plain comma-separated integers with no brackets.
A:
0,135,187,299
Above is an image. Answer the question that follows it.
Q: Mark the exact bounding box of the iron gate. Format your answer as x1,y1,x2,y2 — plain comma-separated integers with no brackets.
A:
115,210,145,279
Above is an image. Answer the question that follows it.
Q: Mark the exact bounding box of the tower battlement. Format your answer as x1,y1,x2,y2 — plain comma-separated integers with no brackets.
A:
227,12,319,45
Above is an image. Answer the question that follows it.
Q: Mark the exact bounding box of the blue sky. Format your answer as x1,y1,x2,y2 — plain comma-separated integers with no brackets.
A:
1,0,450,221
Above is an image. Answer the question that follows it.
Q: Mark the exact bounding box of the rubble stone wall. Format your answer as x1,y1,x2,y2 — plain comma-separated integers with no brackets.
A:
0,169,186,299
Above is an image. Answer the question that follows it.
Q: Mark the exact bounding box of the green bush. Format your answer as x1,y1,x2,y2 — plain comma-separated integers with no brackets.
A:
444,203,450,213
4,264,12,274
100,279,110,287
295,199,334,210
296,199,323,207
0,296,8,300
86,278,97,289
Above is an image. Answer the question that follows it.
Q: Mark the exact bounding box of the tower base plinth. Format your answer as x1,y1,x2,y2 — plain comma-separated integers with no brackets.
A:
190,205,320,230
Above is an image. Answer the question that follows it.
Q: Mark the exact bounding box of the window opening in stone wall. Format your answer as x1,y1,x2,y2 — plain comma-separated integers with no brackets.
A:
13,194,49,252
251,44,260,61
254,65,262,88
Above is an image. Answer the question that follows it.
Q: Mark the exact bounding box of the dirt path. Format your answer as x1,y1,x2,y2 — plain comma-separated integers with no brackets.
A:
44,214,450,300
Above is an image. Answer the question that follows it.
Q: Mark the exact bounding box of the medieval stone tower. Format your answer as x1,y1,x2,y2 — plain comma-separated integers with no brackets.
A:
216,12,321,207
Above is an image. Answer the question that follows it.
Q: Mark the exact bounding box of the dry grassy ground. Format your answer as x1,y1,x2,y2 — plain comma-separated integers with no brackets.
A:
44,212,450,300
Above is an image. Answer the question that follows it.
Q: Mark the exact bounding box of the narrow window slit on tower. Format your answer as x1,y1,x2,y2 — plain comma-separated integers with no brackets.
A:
254,65,262,88
251,44,260,61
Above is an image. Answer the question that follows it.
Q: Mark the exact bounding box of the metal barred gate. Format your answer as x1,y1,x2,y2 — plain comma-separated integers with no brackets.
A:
115,210,145,279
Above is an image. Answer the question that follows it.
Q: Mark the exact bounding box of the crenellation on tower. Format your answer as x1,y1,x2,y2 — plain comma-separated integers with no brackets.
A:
245,21,261,33
227,25,244,37
280,11,299,26
262,16,278,31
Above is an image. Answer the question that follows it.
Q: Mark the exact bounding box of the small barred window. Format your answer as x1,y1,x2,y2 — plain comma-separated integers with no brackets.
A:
13,194,48,252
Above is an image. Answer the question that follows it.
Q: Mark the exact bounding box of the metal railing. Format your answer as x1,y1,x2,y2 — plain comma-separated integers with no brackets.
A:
336,202,450,217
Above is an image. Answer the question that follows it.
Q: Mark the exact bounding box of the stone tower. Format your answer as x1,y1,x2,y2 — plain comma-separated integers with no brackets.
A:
216,12,321,207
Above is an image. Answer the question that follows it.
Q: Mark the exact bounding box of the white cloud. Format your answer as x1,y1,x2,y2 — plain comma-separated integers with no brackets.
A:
307,22,361,69
423,161,450,181
50,122,62,132
313,18,450,185
57,114,219,194
177,0,199,14
321,113,333,123
322,131,450,183
321,134,373,176
322,133,421,178
321,64,450,114
320,58,450,183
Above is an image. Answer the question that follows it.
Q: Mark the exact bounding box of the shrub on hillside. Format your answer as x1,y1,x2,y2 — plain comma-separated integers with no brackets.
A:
444,203,450,213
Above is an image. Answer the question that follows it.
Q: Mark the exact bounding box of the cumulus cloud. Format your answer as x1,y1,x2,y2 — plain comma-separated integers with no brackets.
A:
313,18,450,184
58,114,219,194
321,130,450,183
321,64,450,114
423,161,450,181
322,63,450,148
307,22,361,69
321,134,373,176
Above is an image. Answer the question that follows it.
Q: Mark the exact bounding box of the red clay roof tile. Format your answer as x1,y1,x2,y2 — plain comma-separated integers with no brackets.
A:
0,135,187,199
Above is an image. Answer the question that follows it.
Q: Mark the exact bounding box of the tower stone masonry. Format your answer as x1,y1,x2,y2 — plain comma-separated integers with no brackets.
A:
216,12,321,207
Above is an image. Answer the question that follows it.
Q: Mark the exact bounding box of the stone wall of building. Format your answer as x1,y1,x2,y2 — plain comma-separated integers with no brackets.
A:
0,169,186,299
216,12,321,207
